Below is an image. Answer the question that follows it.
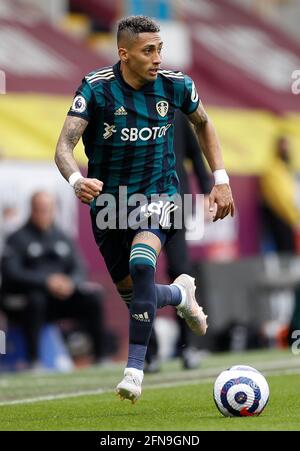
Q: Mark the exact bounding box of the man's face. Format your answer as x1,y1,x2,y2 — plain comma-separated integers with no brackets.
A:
30,193,55,231
122,32,163,84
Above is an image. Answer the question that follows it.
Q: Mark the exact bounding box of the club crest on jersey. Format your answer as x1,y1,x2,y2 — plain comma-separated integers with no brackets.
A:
156,101,169,118
71,95,86,113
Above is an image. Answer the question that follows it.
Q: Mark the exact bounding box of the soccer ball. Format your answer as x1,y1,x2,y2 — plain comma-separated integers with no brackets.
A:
213,365,269,417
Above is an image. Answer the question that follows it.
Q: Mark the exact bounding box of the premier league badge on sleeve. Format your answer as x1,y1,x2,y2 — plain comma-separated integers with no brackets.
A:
71,95,87,113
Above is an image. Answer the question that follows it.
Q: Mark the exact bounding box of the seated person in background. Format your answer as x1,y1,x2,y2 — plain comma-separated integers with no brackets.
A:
1,191,106,368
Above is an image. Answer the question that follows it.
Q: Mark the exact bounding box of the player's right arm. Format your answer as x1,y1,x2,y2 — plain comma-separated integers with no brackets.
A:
55,115,103,204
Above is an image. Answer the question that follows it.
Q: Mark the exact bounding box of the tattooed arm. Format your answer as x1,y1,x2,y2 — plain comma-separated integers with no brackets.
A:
188,102,235,221
55,116,103,204
188,101,224,173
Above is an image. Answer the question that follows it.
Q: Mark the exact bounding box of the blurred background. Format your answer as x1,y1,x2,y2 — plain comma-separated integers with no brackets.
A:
0,0,300,371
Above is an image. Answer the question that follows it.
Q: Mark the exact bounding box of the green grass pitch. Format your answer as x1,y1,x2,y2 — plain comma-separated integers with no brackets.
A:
0,349,299,431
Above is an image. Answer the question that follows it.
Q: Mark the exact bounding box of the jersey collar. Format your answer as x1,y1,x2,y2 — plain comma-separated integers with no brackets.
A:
113,61,155,93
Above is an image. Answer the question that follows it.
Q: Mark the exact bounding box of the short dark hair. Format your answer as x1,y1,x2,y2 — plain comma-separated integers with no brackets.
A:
117,15,160,44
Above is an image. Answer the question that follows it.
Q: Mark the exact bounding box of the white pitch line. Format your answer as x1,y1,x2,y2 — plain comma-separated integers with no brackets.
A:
0,388,106,406
0,378,215,407
1,367,300,407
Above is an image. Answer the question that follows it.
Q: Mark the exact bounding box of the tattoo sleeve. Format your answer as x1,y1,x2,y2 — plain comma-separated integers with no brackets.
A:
188,100,208,132
187,101,224,172
55,115,88,180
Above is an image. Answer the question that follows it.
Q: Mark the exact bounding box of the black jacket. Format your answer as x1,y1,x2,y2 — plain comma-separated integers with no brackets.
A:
1,221,86,293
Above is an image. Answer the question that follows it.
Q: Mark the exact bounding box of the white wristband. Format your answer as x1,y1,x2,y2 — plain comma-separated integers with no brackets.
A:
68,172,83,187
213,169,229,185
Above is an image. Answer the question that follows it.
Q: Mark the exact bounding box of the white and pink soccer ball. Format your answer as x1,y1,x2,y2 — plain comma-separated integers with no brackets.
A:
213,365,269,417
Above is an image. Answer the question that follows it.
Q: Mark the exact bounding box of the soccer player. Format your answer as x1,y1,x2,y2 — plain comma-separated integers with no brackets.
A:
55,15,234,403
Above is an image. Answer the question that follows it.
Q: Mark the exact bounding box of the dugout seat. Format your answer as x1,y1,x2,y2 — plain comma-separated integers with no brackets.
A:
0,293,73,372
